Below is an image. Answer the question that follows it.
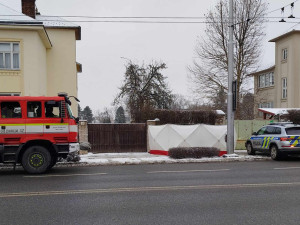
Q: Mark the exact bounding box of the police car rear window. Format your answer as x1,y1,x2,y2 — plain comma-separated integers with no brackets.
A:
285,127,300,135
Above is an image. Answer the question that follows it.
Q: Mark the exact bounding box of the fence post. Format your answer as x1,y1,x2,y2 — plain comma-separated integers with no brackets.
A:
146,119,160,153
78,120,88,143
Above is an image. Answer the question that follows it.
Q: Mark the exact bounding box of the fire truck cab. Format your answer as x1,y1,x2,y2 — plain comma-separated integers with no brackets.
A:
0,93,80,174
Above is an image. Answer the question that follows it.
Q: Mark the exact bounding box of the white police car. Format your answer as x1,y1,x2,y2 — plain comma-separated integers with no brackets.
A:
245,123,300,160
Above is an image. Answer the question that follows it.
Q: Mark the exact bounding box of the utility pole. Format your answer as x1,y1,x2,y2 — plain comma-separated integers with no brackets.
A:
227,0,235,154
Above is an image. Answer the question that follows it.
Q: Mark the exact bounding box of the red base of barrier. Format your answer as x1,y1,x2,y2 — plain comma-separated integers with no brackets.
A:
149,150,169,156
218,151,227,156
149,150,227,157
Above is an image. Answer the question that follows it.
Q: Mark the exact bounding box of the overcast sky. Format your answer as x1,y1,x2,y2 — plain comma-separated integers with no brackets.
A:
1,0,300,113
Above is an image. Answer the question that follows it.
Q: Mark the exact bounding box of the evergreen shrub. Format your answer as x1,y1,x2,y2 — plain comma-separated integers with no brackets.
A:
168,147,220,159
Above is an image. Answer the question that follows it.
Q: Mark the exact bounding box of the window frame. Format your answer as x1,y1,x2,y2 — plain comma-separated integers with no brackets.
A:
282,77,287,99
282,48,288,61
258,102,274,117
0,93,20,96
0,42,20,70
269,72,274,86
259,74,265,88
258,72,274,88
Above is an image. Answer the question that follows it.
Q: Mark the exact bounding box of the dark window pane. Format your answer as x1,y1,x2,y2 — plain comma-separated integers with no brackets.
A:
5,53,11,69
285,128,300,135
13,53,19,69
0,54,4,68
257,127,266,135
27,102,42,118
1,102,22,118
265,126,275,134
45,101,61,118
275,127,282,134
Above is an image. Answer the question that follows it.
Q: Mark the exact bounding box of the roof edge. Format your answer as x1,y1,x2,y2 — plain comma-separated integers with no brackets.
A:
269,30,300,42
0,24,52,48
247,65,275,77
43,26,81,40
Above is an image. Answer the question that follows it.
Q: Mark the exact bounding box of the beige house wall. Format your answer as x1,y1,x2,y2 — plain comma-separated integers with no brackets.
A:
274,36,290,108
292,35,300,107
253,31,300,119
0,27,79,116
45,29,78,116
23,31,48,96
0,29,48,96
253,68,275,118
274,33,300,108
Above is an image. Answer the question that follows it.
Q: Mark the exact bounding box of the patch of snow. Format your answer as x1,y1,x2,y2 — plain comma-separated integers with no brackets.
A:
79,152,269,166
216,110,225,115
222,154,239,158
36,15,79,28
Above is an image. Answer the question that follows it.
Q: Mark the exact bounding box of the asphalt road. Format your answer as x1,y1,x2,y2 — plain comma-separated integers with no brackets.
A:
1,160,300,225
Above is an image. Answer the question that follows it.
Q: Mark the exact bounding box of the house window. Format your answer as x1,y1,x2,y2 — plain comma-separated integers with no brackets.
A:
282,48,288,61
258,102,273,116
282,77,287,99
259,102,273,108
0,93,20,96
0,42,20,70
259,75,265,88
269,72,274,86
258,72,274,88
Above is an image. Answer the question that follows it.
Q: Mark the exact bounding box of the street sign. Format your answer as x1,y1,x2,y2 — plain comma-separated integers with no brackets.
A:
232,80,237,111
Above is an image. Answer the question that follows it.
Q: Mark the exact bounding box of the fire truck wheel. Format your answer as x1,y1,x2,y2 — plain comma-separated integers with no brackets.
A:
47,156,58,171
22,146,52,174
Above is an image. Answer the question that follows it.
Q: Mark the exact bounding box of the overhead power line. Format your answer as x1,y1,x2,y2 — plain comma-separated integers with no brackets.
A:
267,0,299,14
0,14,299,20
0,15,207,19
0,18,298,24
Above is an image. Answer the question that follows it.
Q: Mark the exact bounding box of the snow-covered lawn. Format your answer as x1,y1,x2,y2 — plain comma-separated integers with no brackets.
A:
79,151,269,166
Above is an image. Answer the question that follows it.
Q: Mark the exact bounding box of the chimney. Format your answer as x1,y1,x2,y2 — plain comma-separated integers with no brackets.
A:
22,0,36,19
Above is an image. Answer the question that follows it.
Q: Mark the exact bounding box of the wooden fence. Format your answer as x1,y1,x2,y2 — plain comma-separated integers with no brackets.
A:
88,123,147,153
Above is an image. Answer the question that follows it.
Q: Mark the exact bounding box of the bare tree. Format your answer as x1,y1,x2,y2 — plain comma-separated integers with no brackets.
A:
170,94,191,110
114,61,173,122
240,92,254,119
188,0,267,119
94,108,113,123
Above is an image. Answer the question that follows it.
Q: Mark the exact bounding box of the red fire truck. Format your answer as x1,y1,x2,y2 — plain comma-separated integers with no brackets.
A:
0,93,80,174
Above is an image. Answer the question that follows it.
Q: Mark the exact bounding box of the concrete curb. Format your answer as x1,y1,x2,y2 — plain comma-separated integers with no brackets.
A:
0,153,271,170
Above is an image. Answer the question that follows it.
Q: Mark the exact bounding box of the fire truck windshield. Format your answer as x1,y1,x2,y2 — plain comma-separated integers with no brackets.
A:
67,104,74,119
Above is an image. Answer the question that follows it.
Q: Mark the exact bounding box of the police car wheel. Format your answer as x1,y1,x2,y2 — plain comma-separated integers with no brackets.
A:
246,143,255,155
270,145,281,160
22,146,51,174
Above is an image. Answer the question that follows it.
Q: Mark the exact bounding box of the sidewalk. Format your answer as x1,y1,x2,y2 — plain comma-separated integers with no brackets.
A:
0,151,270,170
77,150,270,166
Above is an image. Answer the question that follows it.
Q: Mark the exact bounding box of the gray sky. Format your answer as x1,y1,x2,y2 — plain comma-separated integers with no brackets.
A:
1,0,300,113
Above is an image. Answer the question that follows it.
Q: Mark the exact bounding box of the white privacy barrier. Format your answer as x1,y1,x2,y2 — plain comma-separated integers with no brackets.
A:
148,124,236,156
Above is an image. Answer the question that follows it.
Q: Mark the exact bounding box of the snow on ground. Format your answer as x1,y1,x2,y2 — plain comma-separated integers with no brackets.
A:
79,151,269,166
0,151,269,170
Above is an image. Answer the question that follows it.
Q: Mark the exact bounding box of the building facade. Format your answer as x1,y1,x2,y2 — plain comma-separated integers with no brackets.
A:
252,30,300,118
0,0,81,115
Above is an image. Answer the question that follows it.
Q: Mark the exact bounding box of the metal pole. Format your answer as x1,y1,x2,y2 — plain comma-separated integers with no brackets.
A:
227,0,235,154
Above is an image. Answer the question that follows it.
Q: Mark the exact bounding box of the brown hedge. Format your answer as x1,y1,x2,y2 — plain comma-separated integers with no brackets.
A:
141,109,217,125
168,147,220,159
287,110,300,124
